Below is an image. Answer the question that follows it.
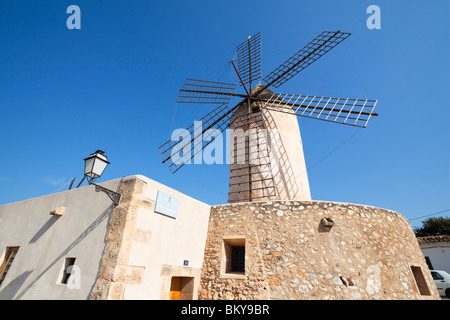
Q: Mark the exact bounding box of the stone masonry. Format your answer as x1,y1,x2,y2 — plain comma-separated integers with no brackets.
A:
199,200,440,300
90,177,150,299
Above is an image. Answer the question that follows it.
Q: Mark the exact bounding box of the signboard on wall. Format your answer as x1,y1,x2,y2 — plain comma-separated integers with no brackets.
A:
154,190,179,218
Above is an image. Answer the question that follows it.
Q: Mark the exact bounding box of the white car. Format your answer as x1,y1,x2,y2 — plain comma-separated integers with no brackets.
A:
431,270,450,298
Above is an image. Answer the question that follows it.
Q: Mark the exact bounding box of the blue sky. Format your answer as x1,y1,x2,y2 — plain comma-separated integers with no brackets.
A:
0,0,448,229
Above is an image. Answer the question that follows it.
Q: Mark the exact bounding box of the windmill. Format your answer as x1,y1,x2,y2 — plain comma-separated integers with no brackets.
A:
158,31,378,203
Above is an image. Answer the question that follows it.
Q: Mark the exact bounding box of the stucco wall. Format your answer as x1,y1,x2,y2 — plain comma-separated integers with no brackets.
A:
200,200,440,300
0,178,122,299
90,175,211,300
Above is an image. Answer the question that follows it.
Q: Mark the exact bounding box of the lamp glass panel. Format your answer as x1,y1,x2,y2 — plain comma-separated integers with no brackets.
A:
92,158,108,177
84,157,95,177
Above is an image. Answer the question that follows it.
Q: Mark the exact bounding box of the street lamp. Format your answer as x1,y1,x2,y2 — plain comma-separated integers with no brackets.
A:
83,150,121,206
83,150,110,183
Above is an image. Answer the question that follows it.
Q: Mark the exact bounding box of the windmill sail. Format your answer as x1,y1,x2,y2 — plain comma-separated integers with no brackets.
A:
236,32,262,88
262,31,351,89
261,92,378,128
177,79,238,104
158,103,238,173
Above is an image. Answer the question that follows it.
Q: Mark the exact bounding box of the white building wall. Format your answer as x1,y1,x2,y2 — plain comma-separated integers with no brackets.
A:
420,242,450,273
121,175,211,300
0,179,122,299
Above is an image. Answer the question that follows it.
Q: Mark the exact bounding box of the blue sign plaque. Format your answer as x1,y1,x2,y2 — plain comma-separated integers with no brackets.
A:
154,190,179,218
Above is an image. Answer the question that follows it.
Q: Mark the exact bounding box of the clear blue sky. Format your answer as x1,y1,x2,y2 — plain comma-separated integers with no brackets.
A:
0,0,449,229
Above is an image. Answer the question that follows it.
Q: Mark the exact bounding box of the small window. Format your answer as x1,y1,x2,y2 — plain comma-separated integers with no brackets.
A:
61,257,76,284
411,265,431,296
230,246,245,272
223,238,245,274
0,247,20,287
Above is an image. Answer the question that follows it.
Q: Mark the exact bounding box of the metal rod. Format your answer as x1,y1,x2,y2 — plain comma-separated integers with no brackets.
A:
76,176,86,188
231,60,250,96
68,177,76,190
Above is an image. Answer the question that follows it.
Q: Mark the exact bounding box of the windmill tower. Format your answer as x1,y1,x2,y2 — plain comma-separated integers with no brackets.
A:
226,82,312,203
158,31,378,203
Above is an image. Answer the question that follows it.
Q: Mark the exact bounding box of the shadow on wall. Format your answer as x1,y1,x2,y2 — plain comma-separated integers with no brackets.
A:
29,215,59,244
10,203,115,300
229,108,277,201
228,104,303,202
0,270,33,300
262,108,300,200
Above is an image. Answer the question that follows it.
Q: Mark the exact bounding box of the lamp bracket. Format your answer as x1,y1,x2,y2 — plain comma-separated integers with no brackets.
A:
90,182,121,206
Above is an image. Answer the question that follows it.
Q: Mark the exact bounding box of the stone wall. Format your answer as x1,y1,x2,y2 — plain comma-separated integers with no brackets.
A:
199,200,440,300
90,177,147,300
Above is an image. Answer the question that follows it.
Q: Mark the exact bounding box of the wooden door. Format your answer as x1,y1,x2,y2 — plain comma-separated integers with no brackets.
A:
169,277,181,300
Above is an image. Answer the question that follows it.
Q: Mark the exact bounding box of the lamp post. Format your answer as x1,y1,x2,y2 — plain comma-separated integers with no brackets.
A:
83,150,121,206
